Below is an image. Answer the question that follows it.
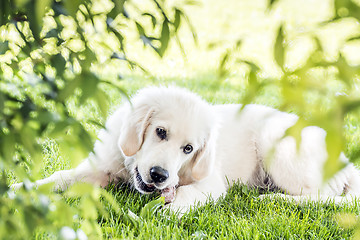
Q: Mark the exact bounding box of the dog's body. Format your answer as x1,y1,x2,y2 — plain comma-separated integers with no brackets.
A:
13,86,360,211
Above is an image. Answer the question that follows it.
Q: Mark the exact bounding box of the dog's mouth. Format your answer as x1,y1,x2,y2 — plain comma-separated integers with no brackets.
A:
134,167,177,203
135,167,156,193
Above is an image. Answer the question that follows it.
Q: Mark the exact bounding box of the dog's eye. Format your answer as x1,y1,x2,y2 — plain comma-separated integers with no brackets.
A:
156,127,167,140
183,144,193,154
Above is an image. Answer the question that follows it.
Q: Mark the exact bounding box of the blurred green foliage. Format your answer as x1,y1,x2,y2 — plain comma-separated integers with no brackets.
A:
0,0,191,238
2,0,360,238
219,0,360,181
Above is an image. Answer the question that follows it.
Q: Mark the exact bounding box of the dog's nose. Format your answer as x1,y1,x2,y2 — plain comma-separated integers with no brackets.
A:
150,166,169,183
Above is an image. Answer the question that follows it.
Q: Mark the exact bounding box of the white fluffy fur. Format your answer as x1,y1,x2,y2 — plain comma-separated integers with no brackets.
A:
12,86,360,212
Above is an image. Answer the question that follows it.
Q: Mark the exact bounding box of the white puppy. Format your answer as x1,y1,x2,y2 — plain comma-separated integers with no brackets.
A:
12,86,360,211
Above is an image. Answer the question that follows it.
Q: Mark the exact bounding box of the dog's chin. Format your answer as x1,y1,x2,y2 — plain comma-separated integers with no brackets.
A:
134,167,156,194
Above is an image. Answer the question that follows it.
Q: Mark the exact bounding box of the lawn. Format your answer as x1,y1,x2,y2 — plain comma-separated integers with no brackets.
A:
7,0,360,238
32,72,360,239
97,184,359,239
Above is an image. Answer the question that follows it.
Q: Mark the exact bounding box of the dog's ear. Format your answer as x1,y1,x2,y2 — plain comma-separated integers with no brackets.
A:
191,130,218,181
118,104,154,157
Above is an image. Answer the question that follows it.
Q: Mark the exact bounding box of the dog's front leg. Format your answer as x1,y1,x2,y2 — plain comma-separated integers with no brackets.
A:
11,169,77,191
167,171,226,214
11,156,113,191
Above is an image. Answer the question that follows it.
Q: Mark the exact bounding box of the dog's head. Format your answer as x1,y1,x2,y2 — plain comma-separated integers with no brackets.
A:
118,86,218,194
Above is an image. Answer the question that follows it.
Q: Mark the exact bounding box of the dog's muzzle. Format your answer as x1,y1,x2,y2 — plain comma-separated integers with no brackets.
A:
134,167,177,203
135,167,156,193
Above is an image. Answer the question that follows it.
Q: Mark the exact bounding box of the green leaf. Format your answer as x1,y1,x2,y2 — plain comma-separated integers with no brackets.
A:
58,77,82,101
218,52,229,78
349,146,360,163
50,54,66,76
18,0,51,41
45,28,58,38
135,22,145,36
87,120,105,129
347,36,360,42
335,213,358,229
174,9,182,32
143,13,157,28
1,133,15,162
140,197,165,219
0,0,11,26
267,0,278,10
312,35,324,52
239,61,261,109
65,182,94,198
109,0,125,19
0,41,9,55
80,47,97,71
140,35,158,51
48,120,72,138
274,26,285,70
26,3,40,42
243,60,260,73
247,61,260,89
0,92,4,113
281,76,305,109
35,0,52,30
335,55,360,86
123,209,140,228
14,0,31,8
323,128,346,181
94,89,109,119
80,198,98,220
184,0,201,5
333,0,360,21
63,0,83,17
284,118,309,151
0,173,9,194
77,124,95,151
157,20,170,57
79,71,99,103
24,206,41,233
51,201,76,224
108,26,124,51
20,125,38,157
342,98,360,114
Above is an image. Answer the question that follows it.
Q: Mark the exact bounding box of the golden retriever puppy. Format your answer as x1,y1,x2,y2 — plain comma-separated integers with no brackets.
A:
12,86,360,212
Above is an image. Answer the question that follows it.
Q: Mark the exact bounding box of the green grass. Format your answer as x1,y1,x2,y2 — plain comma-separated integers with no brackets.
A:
100,183,359,239
30,74,360,239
